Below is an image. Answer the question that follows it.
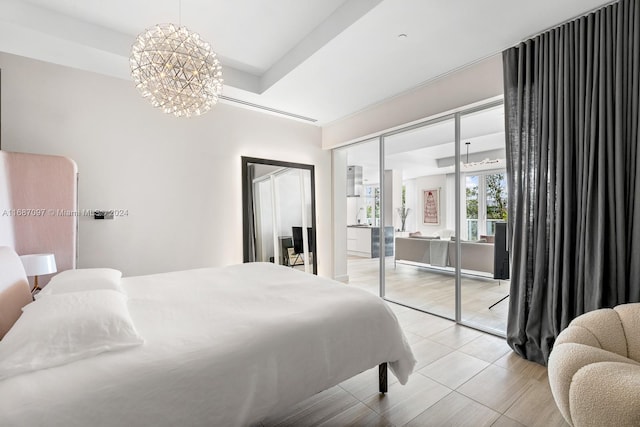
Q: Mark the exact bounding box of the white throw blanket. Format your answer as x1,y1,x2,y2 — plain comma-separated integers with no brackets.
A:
430,240,450,267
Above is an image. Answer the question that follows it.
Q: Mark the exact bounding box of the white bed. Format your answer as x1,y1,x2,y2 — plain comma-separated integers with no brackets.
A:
0,248,415,427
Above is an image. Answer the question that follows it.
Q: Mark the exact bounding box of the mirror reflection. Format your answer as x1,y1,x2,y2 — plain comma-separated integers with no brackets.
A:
242,157,317,274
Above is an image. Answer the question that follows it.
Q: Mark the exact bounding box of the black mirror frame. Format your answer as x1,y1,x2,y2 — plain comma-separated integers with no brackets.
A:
242,156,317,275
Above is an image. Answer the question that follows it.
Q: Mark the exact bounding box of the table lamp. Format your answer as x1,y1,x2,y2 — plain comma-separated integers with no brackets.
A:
19,253,57,294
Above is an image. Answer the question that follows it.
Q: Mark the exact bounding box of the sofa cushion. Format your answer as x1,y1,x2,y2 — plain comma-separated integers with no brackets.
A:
569,361,640,427
447,241,494,275
480,234,495,243
548,303,640,426
394,237,494,275
569,308,628,358
615,304,640,362
451,236,488,243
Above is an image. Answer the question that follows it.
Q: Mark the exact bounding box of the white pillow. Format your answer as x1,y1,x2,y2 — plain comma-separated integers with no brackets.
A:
37,268,123,298
0,290,143,380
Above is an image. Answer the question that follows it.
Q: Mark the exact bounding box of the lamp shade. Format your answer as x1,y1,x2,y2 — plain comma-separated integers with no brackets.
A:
19,254,57,276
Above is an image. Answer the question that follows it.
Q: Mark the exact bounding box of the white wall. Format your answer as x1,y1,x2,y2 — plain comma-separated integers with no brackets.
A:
0,53,332,277
322,55,503,149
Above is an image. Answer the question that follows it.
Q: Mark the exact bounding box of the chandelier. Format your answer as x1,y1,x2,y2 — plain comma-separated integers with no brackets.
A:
130,23,223,117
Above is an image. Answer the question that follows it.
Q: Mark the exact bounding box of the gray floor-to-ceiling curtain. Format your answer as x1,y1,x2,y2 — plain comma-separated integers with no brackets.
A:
503,0,640,364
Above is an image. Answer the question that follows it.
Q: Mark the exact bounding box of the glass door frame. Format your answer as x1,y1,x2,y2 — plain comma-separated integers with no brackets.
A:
338,98,505,338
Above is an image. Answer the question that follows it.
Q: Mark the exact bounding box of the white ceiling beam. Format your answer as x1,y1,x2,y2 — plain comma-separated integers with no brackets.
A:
0,0,261,93
0,0,131,57
258,0,383,94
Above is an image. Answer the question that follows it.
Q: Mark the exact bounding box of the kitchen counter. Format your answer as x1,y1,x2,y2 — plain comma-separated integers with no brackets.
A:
347,226,394,258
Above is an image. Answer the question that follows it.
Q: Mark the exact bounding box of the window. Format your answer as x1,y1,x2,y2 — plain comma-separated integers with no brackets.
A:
466,172,507,239
363,185,380,226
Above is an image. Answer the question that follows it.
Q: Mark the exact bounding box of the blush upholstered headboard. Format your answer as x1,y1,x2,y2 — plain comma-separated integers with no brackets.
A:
0,246,31,338
0,150,78,287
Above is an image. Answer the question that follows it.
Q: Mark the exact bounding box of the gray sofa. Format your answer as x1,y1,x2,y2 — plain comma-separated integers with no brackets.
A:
394,236,494,276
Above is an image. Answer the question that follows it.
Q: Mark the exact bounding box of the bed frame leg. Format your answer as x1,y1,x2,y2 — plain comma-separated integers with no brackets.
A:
379,363,388,394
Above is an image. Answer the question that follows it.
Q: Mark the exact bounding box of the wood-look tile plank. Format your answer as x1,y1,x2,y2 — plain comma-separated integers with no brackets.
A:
362,373,451,426
264,386,342,422
409,338,455,370
494,351,548,382
456,365,534,413
491,415,527,427
503,380,569,427
403,391,500,427
427,324,484,349
400,313,455,338
317,402,394,427
339,367,399,402
457,334,511,363
263,386,357,427
418,351,490,389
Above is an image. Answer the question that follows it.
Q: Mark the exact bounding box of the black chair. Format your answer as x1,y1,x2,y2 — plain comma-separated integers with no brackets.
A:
489,222,510,309
493,222,509,280
291,227,314,266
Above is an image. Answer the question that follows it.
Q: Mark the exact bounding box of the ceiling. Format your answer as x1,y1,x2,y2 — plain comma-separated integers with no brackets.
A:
0,0,613,125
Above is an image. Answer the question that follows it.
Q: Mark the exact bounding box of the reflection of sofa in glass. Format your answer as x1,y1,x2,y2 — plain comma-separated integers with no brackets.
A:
394,236,494,276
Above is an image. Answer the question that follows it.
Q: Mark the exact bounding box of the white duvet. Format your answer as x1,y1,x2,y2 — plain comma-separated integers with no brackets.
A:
0,263,415,427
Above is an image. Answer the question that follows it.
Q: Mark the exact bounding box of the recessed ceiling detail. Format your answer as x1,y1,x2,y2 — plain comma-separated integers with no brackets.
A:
0,0,615,124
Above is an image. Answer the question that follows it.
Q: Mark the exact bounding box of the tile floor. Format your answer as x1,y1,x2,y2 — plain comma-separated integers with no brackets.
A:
262,304,568,427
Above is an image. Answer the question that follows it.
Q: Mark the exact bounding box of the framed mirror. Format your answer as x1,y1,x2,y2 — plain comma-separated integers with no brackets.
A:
242,157,317,275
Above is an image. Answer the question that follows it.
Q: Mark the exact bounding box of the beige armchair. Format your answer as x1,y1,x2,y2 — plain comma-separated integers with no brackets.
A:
548,303,640,427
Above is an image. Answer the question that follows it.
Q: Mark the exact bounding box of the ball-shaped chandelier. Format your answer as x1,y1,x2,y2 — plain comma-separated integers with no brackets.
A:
130,23,223,118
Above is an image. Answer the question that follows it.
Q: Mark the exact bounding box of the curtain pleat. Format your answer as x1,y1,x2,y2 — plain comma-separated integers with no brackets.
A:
503,0,640,364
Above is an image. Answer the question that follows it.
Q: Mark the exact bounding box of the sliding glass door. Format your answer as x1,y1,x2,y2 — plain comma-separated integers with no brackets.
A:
383,116,456,320
332,99,507,336
459,105,509,334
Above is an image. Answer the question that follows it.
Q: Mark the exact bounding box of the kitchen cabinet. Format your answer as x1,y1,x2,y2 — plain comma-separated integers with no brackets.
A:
347,226,394,258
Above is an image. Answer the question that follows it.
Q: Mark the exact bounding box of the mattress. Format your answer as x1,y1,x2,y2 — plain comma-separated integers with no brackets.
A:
0,262,415,426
